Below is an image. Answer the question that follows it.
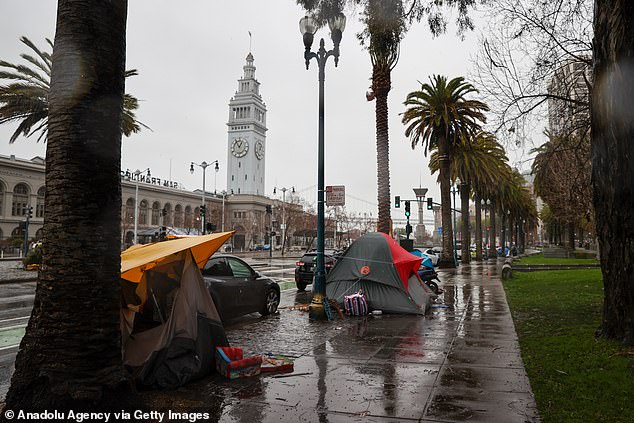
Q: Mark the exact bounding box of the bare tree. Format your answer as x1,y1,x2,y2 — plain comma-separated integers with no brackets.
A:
472,0,592,147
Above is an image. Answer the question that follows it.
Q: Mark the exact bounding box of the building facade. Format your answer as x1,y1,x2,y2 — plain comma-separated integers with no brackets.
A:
0,154,319,254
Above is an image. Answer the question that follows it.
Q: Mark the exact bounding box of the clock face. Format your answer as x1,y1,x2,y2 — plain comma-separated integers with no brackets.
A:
231,138,249,158
255,141,264,160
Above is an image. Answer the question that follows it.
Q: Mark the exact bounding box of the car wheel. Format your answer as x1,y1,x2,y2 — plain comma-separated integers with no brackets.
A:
261,289,279,316
296,281,308,291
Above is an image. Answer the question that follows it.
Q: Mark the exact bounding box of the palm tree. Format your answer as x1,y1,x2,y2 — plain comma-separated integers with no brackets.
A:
430,131,508,262
402,75,488,267
5,0,133,410
0,36,148,143
362,0,404,234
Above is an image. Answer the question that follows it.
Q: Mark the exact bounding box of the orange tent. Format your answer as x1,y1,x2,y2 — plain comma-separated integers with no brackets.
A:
121,231,234,283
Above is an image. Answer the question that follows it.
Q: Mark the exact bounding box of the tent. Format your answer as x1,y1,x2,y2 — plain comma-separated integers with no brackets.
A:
410,250,434,269
326,232,435,315
120,231,234,388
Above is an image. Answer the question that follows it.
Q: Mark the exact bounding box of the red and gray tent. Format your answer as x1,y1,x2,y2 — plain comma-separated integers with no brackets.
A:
326,232,435,314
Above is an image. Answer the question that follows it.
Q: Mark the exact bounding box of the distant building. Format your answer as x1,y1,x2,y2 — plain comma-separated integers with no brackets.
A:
547,58,591,137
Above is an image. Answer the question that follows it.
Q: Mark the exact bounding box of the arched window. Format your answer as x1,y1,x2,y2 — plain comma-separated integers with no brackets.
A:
174,204,184,228
12,183,29,216
163,203,172,227
125,198,135,227
11,226,22,237
151,202,160,226
184,205,193,228
0,180,5,217
36,187,45,218
139,200,148,225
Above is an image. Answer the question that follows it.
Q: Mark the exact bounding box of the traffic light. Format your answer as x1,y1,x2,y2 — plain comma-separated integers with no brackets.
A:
27,206,33,219
266,205,272,214
395,196,400,208
200,205,206,217
404,200,411,217
406,223,412,237
427,198,433,210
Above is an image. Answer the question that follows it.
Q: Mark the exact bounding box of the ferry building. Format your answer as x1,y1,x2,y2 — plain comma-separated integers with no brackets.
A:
0,53,306,253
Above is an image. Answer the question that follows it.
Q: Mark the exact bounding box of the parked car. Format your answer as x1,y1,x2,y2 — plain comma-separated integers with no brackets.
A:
417,248,440,266
294,250,341,291
201,254,280,321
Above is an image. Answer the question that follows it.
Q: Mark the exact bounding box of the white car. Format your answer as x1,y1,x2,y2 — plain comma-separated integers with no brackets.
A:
414,248,440,266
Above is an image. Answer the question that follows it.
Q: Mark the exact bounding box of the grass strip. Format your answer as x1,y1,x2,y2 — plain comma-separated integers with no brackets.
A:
504,269,634,423
516,253,599,265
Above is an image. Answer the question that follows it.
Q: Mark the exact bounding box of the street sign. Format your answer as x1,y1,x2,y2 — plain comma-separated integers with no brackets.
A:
438,227,442,235
325,185,345,206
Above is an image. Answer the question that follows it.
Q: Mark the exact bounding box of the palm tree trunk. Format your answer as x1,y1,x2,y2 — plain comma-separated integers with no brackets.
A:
490,204,497,258
438,135,455,268
474,192,482,261
460,182,470,264
5,0,132,410
373,63,391,234
593,0,634,344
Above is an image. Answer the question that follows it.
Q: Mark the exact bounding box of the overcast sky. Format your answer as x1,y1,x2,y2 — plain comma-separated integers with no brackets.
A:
0,1,531,225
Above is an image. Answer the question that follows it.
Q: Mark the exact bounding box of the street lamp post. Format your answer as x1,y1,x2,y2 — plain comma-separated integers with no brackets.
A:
450,179,460,267
190,160,219,234
300,13,346,320
274,186,295,255
132,168,151,245
221,190,227,232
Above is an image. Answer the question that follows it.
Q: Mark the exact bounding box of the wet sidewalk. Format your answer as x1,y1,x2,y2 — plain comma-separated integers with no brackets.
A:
150,262,539,422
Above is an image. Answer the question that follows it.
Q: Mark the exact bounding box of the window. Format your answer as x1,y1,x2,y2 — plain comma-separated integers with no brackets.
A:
203,257,232,277
36,187,45,218
163,203,172,226
174,204,184,228
12,183,29,216
227,258,253,278
184,205,192,228
151,202,160,225
231,175,234,181
238,162,241,168
139,200,148,225
0,181,5,217
245,174,248,180
125,198,135,224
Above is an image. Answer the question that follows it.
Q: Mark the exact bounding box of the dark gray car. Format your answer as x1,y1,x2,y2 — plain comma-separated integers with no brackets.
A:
202,254,280,321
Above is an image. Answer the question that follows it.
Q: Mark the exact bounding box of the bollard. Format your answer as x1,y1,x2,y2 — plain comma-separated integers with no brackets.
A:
502,263,513,279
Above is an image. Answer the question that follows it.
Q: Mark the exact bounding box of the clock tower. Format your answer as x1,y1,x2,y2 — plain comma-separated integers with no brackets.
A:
227,52,267,195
